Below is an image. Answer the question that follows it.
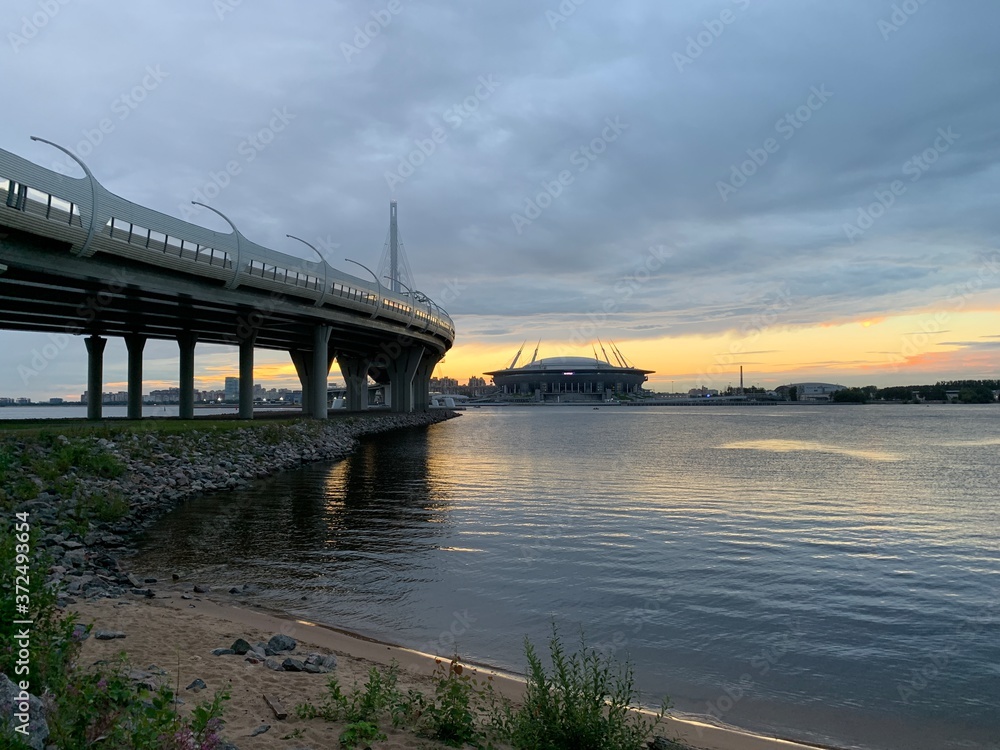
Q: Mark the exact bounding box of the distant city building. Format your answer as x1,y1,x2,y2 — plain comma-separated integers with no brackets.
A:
0,397,15,405
792,382,847,401
688,387,720,397
465,376,490,397
224,377,239,402
429,376,459,394
486,348,652,403
16,397,31,405
49,397,63,404
81,391,128,404
148,388,181,404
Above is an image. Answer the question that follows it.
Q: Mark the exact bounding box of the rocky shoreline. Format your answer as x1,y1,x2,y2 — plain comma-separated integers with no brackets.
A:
3,411,458,603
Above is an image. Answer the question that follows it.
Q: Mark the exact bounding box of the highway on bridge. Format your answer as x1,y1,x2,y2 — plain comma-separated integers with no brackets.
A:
0,138,455,419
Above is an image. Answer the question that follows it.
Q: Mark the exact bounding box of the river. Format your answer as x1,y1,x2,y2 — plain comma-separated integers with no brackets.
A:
129,404,1000,750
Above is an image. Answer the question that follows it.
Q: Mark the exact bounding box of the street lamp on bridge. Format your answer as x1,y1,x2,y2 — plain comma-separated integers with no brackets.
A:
344,258,382,320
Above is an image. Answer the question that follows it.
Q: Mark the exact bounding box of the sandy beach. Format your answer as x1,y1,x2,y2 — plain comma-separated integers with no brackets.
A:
69,589,827,750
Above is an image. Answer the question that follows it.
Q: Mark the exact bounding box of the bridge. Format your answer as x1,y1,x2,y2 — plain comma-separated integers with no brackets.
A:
0,138,455,420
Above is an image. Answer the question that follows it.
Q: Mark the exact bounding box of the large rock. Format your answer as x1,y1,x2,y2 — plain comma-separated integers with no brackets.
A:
281,658,305,672
0,673,49,750
267,634,296,653
303,653,338,674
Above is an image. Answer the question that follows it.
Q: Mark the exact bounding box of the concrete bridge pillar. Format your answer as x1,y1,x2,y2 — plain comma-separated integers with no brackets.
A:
289,349,312,416
336,353,372,411
290,340,336,418
124,334,146,420
177,333,197,419
84,334,106,421
310,324,332,419
238,332,256,420
413,352,443,412
386,345,424,413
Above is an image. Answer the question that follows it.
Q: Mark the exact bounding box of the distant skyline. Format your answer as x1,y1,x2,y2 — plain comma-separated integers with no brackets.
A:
2,2,998,399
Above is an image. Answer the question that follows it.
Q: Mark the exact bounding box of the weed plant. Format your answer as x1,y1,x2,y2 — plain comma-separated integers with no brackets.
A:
294,634,668,750
48,655,229,749
506,627,667,750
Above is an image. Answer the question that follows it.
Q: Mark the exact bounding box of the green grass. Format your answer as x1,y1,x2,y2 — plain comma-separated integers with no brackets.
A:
78,490,130,523
28,440,125,481
0,417,299,439
0,409,390,439
0,442,16,481
9,476,39,502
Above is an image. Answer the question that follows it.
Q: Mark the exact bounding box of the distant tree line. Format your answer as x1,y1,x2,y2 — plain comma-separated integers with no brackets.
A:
872,380,1000,403
832,388,870,403
723,385,769,395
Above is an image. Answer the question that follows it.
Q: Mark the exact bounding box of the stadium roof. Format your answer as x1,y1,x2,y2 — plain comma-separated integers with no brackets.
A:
486,355,653,376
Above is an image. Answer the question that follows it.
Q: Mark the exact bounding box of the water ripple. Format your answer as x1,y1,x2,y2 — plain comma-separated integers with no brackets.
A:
130,405,1000,750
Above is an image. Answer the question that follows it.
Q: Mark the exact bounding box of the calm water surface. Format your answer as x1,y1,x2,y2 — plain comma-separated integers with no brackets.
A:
130,405,1000,750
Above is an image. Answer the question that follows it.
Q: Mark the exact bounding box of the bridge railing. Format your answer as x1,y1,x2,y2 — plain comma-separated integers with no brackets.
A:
0,144,454,340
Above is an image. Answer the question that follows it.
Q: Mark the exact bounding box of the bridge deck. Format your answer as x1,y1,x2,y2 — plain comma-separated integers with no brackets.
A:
0,146,454,356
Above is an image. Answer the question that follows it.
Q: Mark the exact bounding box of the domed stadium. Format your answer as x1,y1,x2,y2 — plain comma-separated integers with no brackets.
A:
485,344,653,402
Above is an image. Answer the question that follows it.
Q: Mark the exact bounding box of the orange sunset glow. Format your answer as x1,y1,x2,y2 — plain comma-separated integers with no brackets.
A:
430,308,1000,393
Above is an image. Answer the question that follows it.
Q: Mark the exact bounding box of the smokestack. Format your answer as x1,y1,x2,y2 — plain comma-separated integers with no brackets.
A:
740,365,744,395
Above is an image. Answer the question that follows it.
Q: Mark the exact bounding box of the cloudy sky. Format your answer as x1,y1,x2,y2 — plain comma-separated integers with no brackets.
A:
2,0,999,399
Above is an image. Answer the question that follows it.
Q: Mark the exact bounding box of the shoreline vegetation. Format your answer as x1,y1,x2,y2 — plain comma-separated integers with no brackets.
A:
2,413,823,750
